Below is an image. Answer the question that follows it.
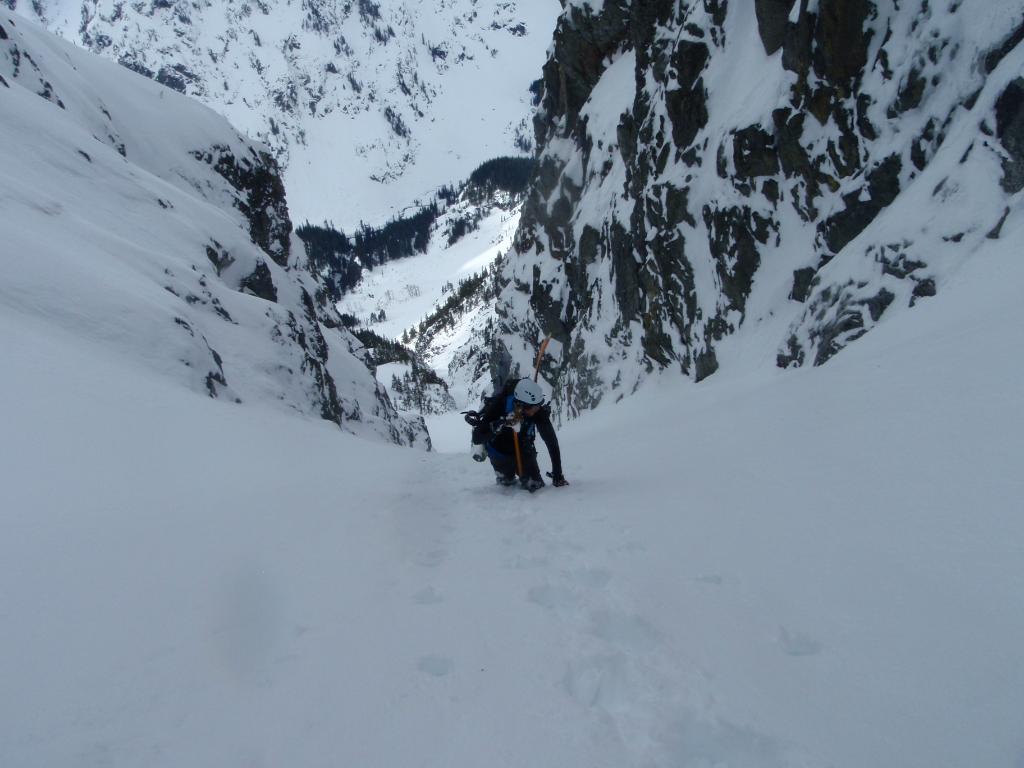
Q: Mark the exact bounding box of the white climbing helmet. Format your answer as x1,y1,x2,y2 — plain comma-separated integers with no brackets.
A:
513,378,545,406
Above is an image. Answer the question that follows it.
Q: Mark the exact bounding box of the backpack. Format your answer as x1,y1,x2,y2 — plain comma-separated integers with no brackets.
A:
462,377,520,429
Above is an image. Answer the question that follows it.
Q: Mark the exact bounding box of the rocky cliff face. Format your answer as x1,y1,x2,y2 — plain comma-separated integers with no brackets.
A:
486,0,1024,416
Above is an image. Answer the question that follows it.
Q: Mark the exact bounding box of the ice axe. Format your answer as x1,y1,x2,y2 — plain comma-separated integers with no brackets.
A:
533,334,552,382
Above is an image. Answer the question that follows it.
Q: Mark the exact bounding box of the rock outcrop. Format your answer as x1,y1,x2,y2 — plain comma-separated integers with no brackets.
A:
481,0,1024,416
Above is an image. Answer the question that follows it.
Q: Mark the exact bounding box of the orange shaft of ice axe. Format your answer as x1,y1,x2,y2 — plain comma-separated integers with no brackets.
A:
533,334,552,382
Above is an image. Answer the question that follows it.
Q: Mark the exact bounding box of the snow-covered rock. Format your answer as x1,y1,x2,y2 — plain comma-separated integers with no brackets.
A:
12,0,560,225
479,0,1024,417
0,11,427,445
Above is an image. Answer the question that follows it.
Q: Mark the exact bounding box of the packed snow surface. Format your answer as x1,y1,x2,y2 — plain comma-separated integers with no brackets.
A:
3,209,1023,766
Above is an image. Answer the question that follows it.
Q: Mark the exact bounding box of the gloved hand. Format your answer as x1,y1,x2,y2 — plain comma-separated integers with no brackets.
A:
504,412,522,432
547,472,569,487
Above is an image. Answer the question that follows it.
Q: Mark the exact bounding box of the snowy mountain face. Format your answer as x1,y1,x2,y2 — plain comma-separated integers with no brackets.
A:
0,11,427,445
333,176,526,413
477,0,1024,416
12,0,560,226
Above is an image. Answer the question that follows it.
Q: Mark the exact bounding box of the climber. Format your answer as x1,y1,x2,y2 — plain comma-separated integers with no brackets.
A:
464,378,569,492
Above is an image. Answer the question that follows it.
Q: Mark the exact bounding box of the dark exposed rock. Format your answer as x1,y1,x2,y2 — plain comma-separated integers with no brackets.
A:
878,251,925,279
864,286,894,322
617,111,637,165
665,82,708,151
806,85,833,125
694,346,718,381
754,0,791,55
280,308,343,424
910,118,937,171
665,39,709,150
118,55,154,79
703,206,761,312
782,2,815,75
193,145,292,266
983,18,1024,74
892,66,926,115
813,0,872,85
910,277,936,305
537,0,630,139
773,108,810,176
204,344,228,398
804,286,892,367
156,63,197,94
577,224,601,266
856,93,877,139
205,241,234,276
821,153,902,254
733,125,779,179
790,267,816,302
995,78,1024,193
777,334,804,368
829,122,861,178
239,261,277,302
812,309,866,366
665,185,696,228
672,38,709,90
610,220,641,324
986,207,1010,239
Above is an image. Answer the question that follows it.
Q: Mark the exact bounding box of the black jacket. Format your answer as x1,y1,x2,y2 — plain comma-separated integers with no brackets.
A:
472,396,563,478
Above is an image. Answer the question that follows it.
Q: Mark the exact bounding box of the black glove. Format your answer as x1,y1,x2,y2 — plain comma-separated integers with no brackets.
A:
462,410,482,427
547,472,569,487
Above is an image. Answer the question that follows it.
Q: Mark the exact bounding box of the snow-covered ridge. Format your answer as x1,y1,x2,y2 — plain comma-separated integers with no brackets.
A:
13,0,560,226
0,12,427,445
480,0,1024,416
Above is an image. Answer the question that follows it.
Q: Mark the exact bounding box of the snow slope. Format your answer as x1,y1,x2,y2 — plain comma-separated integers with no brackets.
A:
0,11,424,444
3,172,1022,767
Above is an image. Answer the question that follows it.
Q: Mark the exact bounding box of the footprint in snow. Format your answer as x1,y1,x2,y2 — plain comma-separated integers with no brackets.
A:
413,585,443,605
573,567,612,589
778,626,823,657
563,652,629,708
416,548,447,568
503,553,549,570
694,573,724,585
527,583,578,611
417,655,453,677
589,609,660,651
